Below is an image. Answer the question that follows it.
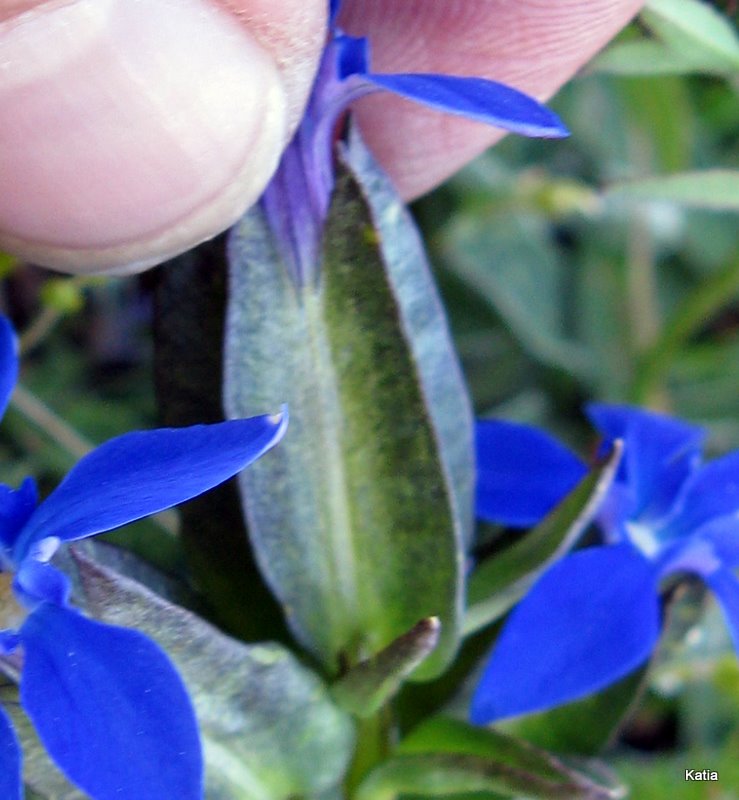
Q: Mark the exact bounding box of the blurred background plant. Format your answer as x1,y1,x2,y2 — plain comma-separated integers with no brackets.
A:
413,0,739,793
0,0,736,796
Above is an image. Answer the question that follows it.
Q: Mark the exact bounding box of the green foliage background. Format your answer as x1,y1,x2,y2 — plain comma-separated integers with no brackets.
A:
413,2,739,793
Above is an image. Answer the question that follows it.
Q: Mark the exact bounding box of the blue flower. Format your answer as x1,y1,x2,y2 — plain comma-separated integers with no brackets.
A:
0,316,287,799
262,0,569,284
470,403,739,724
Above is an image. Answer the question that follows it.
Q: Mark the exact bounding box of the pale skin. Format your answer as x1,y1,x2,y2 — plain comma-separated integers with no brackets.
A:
0,0,644,273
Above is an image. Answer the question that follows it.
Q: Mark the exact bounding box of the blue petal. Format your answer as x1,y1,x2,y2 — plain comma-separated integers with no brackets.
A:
705,567,739,654
470,544,660,723
336,34,370,80
0,631,20,654
669,452,739,537
329,0,342,24
0,703,22,800
20,603,202,800
694,515,739,569
13,560,70,608
14,412,287,559
0,477,37,551
475,420,586,526
360,73,569,138
0,315,18,421
595,480,636,543
586,403,704,523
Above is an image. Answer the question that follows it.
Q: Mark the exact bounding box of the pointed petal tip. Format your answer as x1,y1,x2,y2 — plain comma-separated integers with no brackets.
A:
505,111,570,140
269,404,290,438
538,119,570,139
15,411,292,552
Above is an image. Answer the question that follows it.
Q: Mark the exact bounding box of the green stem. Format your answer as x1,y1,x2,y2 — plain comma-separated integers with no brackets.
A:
621,116,667,408
631,257,739,404
626,213,661,357
624,211,673,411
345,706,394,796
18,304,63,356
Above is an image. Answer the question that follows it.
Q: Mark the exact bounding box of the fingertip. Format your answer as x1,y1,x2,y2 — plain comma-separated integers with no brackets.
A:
0,0,322,274
339,0,644,200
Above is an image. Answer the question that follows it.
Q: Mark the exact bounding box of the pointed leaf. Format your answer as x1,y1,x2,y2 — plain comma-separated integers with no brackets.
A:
355,755,577,800
20,604,202,800
224,127,470,679
509,669,648,756
342,127,475,545
355,717,625,800
593,39,734,76
332,618,441,717
63,546,355,799
465,442,622,635
606,170,739,211
393,716,625,799
643,0,739,72
14,414,286,558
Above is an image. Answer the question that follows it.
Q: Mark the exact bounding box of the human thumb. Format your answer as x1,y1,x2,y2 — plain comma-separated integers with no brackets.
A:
0,0,326,274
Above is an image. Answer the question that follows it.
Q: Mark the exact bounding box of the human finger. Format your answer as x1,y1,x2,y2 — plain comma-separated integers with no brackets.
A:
339,0,644,200
0,0,325,274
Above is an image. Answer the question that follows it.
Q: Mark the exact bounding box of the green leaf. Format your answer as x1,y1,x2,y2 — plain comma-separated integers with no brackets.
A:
592,39,727,76
340,128,474,548
606,170,739,211
355,717,624,800
465,442,622,636
440,209,595,380
506,669,648,755
61,546,355,800
615,77,694,174
224,129,470,680
632,256,739,404
671,337,739,440
332,618,441,718
643,0,739,73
